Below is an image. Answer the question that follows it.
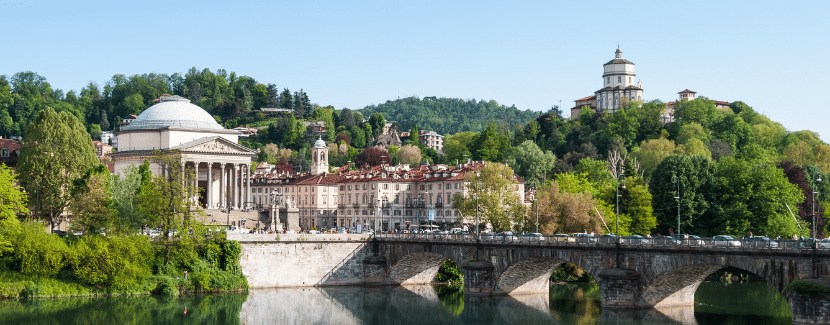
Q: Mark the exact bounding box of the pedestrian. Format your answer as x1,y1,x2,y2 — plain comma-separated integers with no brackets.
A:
749,231,753,238
184,271,188,280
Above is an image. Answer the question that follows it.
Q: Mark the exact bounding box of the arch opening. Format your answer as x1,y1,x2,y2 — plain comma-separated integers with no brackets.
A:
641,263,792,319
496,257,565,295
388,252,453,285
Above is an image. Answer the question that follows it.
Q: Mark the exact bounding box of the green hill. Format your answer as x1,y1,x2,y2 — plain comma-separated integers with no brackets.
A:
359,96,541,135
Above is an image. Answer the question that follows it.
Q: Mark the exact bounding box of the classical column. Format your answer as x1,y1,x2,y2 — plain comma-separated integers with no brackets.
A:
193,162,200,205
232,164,239,209
245,164,251,209
219,163,226,209
207,163,213,208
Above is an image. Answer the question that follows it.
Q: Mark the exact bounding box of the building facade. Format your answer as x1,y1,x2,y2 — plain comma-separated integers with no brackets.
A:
418,130,444,154
112,95,256,210
571,47,643,117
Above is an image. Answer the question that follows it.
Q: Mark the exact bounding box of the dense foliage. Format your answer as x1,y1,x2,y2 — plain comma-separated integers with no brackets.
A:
359,96,541,135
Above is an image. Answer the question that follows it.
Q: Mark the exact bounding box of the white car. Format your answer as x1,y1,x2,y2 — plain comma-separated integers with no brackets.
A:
713,235,741,247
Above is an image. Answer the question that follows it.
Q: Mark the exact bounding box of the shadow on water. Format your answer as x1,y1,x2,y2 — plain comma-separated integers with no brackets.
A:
0,293,247,325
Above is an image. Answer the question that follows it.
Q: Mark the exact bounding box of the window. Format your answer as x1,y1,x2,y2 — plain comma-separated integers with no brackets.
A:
454,183,458,189
447,194,452,203
407,185,412,190
363,184,367,190
420,185,425,191
348,185,352,190
606,77,609,84
348,195,352,204
629,77,632,83
438,184,442,190
340,185,344,191
383,184,388,190
617,76,621,83
395,184,400,190
394,210,401,216
362,194,367,204
428,184,432,190
394,194,399,204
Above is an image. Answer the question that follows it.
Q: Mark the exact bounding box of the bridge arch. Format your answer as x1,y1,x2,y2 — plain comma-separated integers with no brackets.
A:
387,252,451,285
495,257,565,295
638,257,795,308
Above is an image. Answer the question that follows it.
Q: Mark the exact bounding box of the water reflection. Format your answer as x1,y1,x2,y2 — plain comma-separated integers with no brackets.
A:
0,281,792,324
0,293,247,325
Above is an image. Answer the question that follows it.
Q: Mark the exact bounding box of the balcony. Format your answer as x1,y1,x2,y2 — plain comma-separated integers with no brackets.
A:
352,203,360,209
368,202,375,209
434,202,443,209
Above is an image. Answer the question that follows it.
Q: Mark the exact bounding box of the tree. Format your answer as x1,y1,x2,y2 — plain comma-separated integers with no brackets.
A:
632,137,677,181
649,155,716,236
0,164,26,256
368,113,386,138
69,165,113,234
138,150,202,244
505,140,556,188
453,163,526,232
444,131,476,164
619,176,656,235
18,109,98,232
605,109,639,148
711,114,753,151
340,108,355,128
537,180,604,235
353,147,391,168
673,98,718,127
470,121,510,162
110,163,148,234
398,144,421,166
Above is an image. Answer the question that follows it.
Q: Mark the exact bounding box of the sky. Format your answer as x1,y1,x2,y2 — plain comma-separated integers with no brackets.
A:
2,0,829,141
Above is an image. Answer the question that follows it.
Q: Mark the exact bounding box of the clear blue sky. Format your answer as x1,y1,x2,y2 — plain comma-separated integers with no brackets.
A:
2,1,828,141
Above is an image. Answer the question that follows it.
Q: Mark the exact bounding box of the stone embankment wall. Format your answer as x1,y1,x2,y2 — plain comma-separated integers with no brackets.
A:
236,235,374,288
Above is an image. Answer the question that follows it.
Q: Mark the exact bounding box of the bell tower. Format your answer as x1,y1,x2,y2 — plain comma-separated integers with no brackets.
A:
310,137,328,175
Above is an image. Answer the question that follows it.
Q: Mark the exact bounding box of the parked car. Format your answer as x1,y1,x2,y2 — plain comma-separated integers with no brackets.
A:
713,235,741,247
573,233,597,243
818,238,830,249
622,235,649,244
671,234,703,245
656,236,682,245
743,236,778,248
495,232,518,240
522,233,544,241
308,230,320,234
553,234,574,242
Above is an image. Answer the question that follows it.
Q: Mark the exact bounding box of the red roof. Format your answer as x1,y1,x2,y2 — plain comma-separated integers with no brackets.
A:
678,89,696,94
574,95,596,102
0,139,20,152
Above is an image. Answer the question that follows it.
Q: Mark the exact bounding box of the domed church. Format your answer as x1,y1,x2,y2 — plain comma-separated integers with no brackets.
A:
112,95,256,209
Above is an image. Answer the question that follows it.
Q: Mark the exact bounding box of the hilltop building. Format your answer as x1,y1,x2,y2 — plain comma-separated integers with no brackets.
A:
112,95,256,209
571,47,643,117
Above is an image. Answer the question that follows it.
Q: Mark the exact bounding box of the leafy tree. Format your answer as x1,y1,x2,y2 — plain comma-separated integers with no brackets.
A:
69,165,113,234
453,163,526,232
711,114,753,151
339,108,355,128
470,121,510,162
410,123,419,143
398,144,422,166
649,155,716,236
368,113,386,138
673,98,718,127
712,157,805,238
632,137,677,181
506,140,556,188
605,109,639,148
349,125,367,148
18,108,99,232
676,122,708,146
138,150,203,248
619,176,656,235
443,131,475,164
110,163,149,234
335,133,351,145
537,180,604,235
353,147,391,168
0,164,26,257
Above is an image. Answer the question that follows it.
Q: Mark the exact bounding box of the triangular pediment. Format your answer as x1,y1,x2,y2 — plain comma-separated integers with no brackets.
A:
171,136,256,155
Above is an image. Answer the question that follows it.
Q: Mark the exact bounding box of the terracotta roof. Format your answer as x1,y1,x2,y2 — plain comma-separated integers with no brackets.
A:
678,89,696,94
0,139,20,152
574,95,596,102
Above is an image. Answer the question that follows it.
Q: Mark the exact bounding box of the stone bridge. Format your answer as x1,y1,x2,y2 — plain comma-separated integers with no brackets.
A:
371,235,830,324
233,233,830,324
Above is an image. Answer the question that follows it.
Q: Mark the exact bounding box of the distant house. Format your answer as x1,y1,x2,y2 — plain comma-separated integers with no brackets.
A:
92,141,113,158
304,121,326,133
260,108,294,115
418,130,444,154
662,89,730,123
234,127,258,138
373,123,402,151
0,138,20,167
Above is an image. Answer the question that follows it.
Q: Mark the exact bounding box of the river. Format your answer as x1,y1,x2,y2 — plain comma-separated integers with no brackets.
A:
0,281,791,324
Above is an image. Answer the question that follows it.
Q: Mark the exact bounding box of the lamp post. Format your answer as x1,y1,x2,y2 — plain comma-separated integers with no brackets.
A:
475,179,481,239
382,197,388,234
615,174,625,238
672,173,681,236
375,198,381,233
811,174,822,278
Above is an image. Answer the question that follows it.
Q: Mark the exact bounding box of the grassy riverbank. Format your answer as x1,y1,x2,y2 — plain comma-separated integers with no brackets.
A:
0,222,247,299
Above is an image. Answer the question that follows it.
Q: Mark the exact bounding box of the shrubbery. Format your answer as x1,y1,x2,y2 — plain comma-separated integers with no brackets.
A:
0,221,247,298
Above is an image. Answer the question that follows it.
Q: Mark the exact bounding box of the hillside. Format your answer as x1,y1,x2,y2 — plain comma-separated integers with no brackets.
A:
359,96,541,135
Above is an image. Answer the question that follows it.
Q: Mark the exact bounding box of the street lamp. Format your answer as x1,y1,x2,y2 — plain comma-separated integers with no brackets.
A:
382,197,388,233
672,173,681,235
615,174,625,239
475,179,481,239
811,174,822,278
375,198,381,233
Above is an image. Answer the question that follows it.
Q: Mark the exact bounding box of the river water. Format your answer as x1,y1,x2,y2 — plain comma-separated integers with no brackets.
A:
0,282,791,325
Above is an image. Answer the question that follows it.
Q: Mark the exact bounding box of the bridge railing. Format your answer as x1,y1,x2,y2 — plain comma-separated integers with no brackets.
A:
376,233,828,253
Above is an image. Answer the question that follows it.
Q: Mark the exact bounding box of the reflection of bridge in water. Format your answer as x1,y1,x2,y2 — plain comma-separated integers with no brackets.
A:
238,285,700,324
373,234,830,324
234,233,830,324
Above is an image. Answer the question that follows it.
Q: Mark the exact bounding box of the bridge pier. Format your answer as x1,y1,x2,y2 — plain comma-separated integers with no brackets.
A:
362,256,387,285
597,268,643,309
463,261,497,295
790,290,830,324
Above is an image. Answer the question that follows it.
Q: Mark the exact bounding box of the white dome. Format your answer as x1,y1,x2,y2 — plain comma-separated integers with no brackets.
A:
122,95,223,131
314,138,327,148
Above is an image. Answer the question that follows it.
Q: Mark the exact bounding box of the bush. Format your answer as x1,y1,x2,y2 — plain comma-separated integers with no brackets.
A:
789,280,830,295
435,259,463,283
12,223,69,277
153,276,180,296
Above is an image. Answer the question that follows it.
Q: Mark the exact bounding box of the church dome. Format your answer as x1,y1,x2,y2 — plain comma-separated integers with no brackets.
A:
121,95,224,131
314,138,327,148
